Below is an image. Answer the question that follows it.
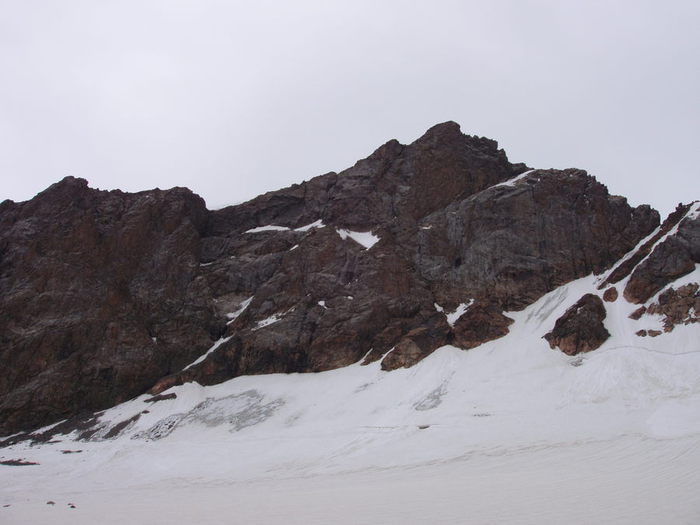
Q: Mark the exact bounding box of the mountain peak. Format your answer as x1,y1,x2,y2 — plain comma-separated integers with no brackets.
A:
422,120,462,136
414,121,498,151
43,175,89,193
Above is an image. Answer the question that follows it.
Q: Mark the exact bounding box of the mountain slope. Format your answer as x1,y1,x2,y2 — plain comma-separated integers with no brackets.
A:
1,122,699,523
2,122,686,437
2,267,699,523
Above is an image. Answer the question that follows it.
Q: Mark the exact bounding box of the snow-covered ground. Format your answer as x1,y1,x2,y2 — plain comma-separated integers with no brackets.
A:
2,273,699,524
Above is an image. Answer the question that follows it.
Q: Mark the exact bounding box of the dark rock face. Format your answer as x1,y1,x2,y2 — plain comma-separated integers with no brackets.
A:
624,211,700,303
0,122,669,434
415,169,659,310
0,178,221,433
544,294,611,355
601,203,691,288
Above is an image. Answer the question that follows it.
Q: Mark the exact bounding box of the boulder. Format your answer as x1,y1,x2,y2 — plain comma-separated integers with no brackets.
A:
544,294,610,355
603,287,618,302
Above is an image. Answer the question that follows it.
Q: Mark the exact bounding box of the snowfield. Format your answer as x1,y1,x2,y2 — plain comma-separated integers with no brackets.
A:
2,273,699,524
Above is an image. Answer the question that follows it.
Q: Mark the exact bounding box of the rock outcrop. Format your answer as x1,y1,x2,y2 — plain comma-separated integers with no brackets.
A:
0,121,683,435
644,283,700,332
600,203,692,289
602,287,618,302
451,303,514,350
624,210,700,303
544,294,610,355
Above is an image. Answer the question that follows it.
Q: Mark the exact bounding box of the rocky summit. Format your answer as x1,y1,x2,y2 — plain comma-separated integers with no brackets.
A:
1,121,698,437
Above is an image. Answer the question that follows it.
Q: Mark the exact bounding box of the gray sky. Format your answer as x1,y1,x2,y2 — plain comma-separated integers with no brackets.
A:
1,0,698,217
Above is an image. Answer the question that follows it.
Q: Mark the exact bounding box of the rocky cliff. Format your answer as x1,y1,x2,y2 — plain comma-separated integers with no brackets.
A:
1,121,697,436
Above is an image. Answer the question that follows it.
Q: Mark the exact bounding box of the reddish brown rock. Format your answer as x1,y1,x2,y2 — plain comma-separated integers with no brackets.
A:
380,339,423,371
544,294,610,355
645,283,699,332
380,323,450,371
375,313,451,371
451,303,514,350
603,287,618,302
629,306,647,320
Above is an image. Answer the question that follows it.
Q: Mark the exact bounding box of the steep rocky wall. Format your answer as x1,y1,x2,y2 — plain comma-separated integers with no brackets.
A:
624,212,700,303
415,169,659,310
0,122,672,435
0,178,222,433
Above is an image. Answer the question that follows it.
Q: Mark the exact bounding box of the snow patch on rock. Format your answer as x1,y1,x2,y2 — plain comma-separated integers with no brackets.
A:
336,229,380,249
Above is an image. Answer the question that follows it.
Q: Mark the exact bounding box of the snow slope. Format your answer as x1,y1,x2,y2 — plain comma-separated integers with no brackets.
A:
1,274,699,524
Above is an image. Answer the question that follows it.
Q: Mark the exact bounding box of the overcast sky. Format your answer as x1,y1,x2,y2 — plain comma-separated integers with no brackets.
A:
1,0,698,217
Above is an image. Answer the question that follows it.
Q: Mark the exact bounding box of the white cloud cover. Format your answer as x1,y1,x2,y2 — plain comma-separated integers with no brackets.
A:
1,0,698,217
